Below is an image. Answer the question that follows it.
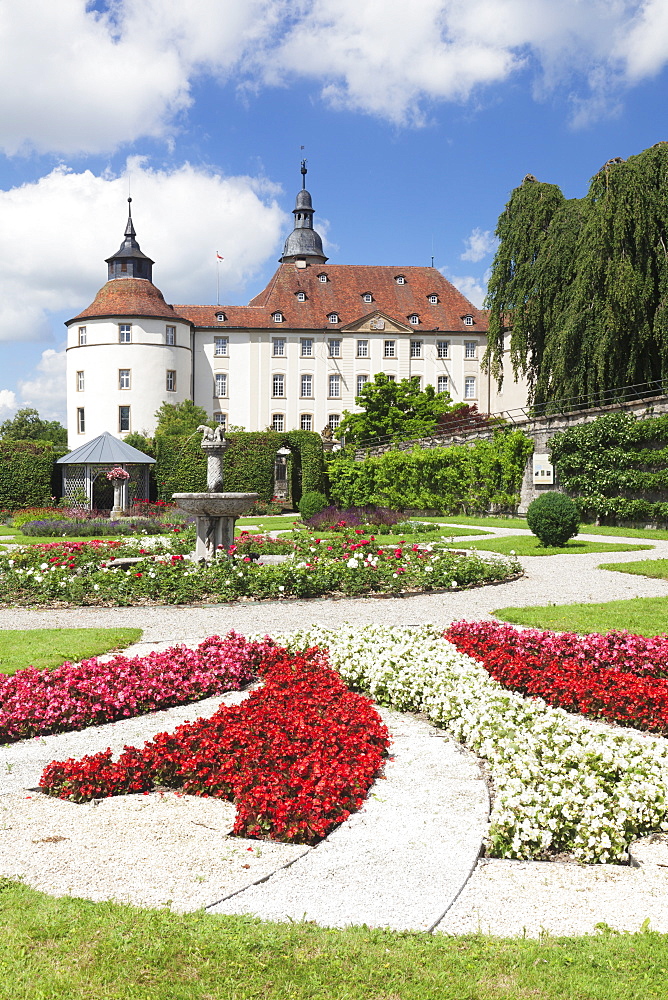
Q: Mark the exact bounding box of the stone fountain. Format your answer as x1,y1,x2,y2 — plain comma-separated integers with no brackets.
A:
172,425,259,561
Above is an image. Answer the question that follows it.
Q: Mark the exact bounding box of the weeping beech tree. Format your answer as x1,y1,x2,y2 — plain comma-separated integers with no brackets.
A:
485,143,668,408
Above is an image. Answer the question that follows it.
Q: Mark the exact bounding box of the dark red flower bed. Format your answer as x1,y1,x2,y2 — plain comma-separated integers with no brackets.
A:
445,620,668,734
40,643,390,845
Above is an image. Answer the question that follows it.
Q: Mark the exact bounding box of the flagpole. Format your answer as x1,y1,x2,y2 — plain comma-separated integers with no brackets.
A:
216,258,220,306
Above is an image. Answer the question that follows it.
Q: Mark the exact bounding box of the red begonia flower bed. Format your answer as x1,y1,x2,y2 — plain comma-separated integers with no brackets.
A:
40,642,390,844
0,633,262,742
446,621,668,733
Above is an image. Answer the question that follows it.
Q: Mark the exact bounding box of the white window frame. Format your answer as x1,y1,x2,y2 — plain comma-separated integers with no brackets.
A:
437,340,450,359
118,405,131,433
166,325,176,345
356,374,368,396
78,326,87,346
328,374,341,398
300,338,313,357
428,294,438,304
166,369,176,392
76,371,84,392
437,375,449,394
464,376,476,399
465,341,477,359
296,291,306,302
215,373,228,397
357,340,369,358
216,312,226,322
328,313,339,324
410,340,422,358
272,312,284,323
118,369,130,390
119,323,132,344
300,374,313,397
409,314,419,326
318,273,328,282
272,338,285,357
272,374,285,397
77,407,85,433
362,293,372,303
395,275,406,285
328,339,341,357
464,315,474,326
271,413,285,432
214,336,228,357
214,412,227,429
328,414,340,431
384,340,396,358
300,413,313,431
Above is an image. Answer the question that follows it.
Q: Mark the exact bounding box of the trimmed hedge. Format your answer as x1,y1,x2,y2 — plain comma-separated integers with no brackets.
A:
0,441,66,511
328,431,533,513
550,412,668,523
155,430,325,505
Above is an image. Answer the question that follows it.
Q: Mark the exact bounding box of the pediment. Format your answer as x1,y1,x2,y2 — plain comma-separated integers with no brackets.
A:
341,310,412,334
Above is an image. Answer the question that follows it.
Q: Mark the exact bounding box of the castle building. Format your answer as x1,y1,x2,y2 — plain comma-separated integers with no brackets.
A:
65,165,526,446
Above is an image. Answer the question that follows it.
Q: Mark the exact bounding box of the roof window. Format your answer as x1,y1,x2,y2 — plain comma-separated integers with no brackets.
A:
463,314,474,325
328,312,340,324
272,312,284,323
296,291,307,302
409,314,419,325
216,312,226,321
428,294,438,304
318,273,328,282
362,292,373,303
395,275,406,285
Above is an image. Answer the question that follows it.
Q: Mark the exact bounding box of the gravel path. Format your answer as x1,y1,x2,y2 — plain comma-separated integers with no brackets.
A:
1,526,668,935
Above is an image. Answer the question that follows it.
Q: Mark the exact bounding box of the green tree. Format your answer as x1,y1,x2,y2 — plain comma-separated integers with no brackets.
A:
484,143,668,408
0,407,67,445
122,431,156,458
154,400,209,438
338,373,456,445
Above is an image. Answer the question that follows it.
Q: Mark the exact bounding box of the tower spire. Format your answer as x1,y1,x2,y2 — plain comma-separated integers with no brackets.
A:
279,163,328,265
105,199,155,281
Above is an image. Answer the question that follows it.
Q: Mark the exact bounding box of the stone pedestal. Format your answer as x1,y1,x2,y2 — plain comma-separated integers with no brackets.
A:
111,482,123,517
172,492,259,562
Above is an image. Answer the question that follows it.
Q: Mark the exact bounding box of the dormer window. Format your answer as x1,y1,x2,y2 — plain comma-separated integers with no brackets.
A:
428,294,438,304
328,313,339,324
216,312,226,322
395,275,406,285
296,291,307,302
409,314,419,325
362,292,373,303
463,314,474,325
318,273,328,282
272,312,284,323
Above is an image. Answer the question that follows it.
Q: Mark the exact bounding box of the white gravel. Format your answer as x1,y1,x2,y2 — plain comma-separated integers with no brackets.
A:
1,525,667,935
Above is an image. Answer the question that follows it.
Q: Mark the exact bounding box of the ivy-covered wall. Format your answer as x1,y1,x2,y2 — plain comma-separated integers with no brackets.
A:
550,412,668,522
0,441,66,511
328,431,533,513
155,430,325,504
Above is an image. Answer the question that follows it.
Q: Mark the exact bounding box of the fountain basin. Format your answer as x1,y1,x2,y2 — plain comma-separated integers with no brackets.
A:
173,493,258,518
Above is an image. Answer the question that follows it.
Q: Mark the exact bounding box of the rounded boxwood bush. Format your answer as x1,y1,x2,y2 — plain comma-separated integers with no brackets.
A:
298,491,329,521
526,491,580,547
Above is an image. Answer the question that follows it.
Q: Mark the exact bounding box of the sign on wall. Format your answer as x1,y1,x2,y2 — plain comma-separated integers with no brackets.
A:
533,453,554,484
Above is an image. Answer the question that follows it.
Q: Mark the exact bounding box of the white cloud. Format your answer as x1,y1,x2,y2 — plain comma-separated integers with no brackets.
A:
439,267,486,308
461,228,497,263
0,158,287,344
0,389,17,421
17,349,67,423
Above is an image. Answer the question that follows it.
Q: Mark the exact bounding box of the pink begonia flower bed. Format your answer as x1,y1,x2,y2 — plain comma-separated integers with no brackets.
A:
0,633,263,743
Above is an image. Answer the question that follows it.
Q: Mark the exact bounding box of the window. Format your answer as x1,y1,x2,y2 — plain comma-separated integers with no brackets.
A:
437,375,449,394
437,340,450,358
77,407,85,434
272,312,284,323
384,340,396,358
78,326,87,346
356,374,368,396
328,339,341,357
300,413,313,431
318,273,328,282
362,292,373,303
428,294,438,304
214,412,227,429
465,341,477,359
329,374,341,397
386,374,396,382
272,374,285,397
166,325,175,345
410,340,422,358
328,313,339,324
214,336,228,356
464,376,476,399
119,369,130,390
166,370,176,392
328,414,340,431
357,339,369,358
118,405,130,432
395,275,406,284
271,413,284,432
296,291,306,302
464,315,474,326
119,324,131,343
300,338,313,357
76,371,84,392
272,338,285,357
215,373,228,397
216,312,226,322
300,374,313,397
409,314,419,325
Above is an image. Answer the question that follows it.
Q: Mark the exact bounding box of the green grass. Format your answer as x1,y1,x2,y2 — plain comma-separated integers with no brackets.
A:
599,558,668,581
580,524,668,540
0,628,142,675
0,880,667,999
440,535,654,557
415,516,668,541
418,514,529,529
237,515,300,531
493,596,668,636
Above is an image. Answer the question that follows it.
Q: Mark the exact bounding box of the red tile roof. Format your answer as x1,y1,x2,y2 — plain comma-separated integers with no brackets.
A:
175,264,487,332
69,278,187,323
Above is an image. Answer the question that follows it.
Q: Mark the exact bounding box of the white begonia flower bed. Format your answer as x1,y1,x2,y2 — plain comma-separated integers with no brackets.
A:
273,624,668,864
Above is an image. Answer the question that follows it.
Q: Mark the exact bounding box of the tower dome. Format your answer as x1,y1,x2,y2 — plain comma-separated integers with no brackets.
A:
105,197,155,281
279,161,328,264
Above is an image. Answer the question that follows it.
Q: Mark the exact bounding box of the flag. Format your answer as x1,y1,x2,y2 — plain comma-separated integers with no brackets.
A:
216,252,224,261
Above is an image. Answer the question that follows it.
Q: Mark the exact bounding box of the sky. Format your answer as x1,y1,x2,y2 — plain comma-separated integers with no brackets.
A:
2,0,668,426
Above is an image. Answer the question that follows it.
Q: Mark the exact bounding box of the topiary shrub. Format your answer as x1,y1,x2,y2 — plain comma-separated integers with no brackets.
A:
298,491,328,521
526,491,580,547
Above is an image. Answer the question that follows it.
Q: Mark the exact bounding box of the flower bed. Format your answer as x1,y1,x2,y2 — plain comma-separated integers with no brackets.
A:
445,621,668,733
275,624,668,863
0,633,261,741
40,641,390,845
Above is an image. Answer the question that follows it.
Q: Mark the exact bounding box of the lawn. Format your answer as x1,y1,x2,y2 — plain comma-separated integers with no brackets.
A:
599,558,668,581
440,535,653,557
0,880,667,1000
493,596,668,636
0,628,142,675
418,515,668,541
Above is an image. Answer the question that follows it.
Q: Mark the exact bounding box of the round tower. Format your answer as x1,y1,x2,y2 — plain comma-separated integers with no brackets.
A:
65,200,193,446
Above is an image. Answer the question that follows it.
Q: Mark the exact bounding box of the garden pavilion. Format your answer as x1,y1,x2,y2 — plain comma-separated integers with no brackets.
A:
56,431,155,511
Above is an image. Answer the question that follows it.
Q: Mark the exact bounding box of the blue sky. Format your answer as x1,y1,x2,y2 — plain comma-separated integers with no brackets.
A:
2,0,668,425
